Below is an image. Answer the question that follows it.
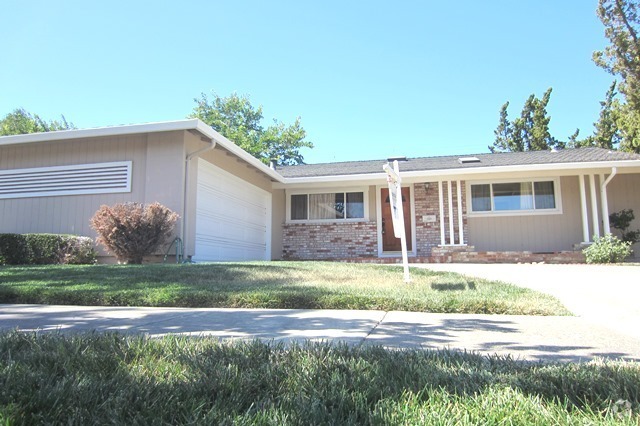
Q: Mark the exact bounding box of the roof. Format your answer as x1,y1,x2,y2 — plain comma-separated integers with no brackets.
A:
278,147,640,179
0,119,284,182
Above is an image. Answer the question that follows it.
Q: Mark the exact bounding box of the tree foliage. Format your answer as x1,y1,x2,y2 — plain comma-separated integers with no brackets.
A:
592,0,640,153
190,92,313,165
569,81,622,149
594,0,640,111
490,88,565,152
0,108,75,136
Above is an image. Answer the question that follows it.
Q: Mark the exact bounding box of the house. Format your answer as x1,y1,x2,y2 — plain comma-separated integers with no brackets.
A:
1,119,639,263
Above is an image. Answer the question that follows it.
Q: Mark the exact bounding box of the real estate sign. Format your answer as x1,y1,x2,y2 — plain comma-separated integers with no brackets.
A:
383,160,411,283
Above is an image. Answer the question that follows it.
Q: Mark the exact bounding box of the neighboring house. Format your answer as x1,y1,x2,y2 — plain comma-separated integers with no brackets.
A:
1,119,639,263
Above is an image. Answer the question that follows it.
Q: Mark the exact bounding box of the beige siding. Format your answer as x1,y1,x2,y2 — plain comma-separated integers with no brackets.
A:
0,131,186,256
467,176,583,252
608,173,640,258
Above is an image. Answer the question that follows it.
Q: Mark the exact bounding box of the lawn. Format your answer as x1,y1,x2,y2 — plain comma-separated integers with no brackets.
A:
0,332,638,425
0,262,569,315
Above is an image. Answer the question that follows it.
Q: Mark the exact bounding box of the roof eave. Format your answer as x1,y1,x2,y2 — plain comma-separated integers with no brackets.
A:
274,159,640,187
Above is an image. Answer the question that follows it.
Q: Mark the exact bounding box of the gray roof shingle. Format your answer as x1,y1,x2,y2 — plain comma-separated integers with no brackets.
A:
278,147,640,178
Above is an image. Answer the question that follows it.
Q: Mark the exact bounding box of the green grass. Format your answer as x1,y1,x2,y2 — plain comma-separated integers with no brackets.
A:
0,262,569,315
0,261,569,315
0,332,638,425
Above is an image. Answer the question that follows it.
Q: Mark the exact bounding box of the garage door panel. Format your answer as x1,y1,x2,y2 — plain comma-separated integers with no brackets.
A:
194,160,270,262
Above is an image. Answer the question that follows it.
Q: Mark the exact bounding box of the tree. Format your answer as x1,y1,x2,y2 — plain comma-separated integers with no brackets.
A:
190,92,313,165
593,0,640,111
569,81,622,149
489,88,564,152
0,108,74,136
592,0,640,153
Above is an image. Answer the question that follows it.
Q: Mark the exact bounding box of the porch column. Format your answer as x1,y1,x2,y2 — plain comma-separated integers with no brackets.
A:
600,168,617,235
438,180,445,246
578,175,590,243
589,174,600,237
456,180,464,245
448,181,455,245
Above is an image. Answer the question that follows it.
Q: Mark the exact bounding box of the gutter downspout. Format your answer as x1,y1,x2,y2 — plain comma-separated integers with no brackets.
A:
182,137,217,259
600,167,617,235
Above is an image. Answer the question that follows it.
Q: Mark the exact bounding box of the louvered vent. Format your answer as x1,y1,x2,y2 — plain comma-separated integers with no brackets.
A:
0,161,132,199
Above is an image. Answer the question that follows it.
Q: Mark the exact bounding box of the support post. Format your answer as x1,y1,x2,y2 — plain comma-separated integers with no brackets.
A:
578,174,590,243
438,180,445,246
600,168,617,235
448,181,454,245
456,180,464,245
589,174,600,238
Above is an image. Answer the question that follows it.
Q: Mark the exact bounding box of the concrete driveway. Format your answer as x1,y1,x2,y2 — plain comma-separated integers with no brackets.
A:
420,263,640,340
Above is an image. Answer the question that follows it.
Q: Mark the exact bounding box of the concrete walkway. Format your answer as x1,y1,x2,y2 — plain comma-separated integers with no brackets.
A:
2,304,640,363
420,263,640,340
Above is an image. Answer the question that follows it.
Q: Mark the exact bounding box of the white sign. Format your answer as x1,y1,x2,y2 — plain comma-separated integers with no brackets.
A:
383,160,411,283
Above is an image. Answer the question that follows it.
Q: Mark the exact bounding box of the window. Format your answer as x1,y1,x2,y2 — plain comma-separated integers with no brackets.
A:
469,179,560,215
288,191,365,222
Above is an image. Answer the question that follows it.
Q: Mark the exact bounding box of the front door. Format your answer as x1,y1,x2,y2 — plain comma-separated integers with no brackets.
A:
381,187,412,252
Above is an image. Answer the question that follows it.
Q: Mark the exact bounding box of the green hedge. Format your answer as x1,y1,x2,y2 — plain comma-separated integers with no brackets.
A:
0,234,96,265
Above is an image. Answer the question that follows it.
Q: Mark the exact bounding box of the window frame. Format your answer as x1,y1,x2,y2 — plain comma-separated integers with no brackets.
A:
286,187,369,223
466,177,562,217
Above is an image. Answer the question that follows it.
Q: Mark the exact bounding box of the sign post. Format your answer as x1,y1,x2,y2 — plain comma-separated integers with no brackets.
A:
383,160,411,283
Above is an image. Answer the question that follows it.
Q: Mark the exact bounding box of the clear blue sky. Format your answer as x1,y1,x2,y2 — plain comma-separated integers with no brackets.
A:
1,1,614,164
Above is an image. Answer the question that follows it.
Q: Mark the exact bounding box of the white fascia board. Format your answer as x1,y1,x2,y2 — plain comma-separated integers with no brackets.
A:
273,160,640,188
0,119,205,146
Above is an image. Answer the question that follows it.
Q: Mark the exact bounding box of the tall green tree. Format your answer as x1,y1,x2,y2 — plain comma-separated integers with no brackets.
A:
190,92,313,165
489,88,564,152
570,81,622,149
592,0,640,153
593,0,640,111
0,108,74,136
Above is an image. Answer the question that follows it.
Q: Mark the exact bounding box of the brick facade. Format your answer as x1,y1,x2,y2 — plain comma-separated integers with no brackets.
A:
281,183,586,263
282,222,377,260
414,181,468,257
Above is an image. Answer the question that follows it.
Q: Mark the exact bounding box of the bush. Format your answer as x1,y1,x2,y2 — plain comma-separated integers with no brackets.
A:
90,202,179,264
0,234,97,265
609,209,640,244
0,234,30,265
583,234,633,264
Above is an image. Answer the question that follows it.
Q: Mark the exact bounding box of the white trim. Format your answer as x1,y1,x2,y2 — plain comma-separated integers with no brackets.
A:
601,168,617,235
456,179,464,245
376,184,417,257
589,174,600,237
285,187,369,224
0,161,131,199
438,180,445,245
447,181,454,245
275,160,640,186
466,177,563,217
579,175,590,243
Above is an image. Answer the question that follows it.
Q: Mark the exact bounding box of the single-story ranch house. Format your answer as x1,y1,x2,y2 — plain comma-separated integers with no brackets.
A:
1,119,639,263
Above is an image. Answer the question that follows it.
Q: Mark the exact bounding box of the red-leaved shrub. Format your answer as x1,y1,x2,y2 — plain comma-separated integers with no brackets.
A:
90,202,179,264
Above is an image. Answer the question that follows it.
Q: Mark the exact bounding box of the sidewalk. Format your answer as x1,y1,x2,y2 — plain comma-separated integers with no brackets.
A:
2,304,640,363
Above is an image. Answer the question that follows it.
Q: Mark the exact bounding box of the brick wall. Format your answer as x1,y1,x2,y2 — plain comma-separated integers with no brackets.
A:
282,222,378,260
414,181,468,257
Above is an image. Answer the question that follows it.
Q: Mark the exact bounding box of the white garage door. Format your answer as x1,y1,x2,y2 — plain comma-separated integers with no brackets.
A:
194,159,271,262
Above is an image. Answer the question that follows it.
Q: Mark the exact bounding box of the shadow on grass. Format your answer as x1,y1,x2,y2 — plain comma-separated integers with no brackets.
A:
0,330,638,424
